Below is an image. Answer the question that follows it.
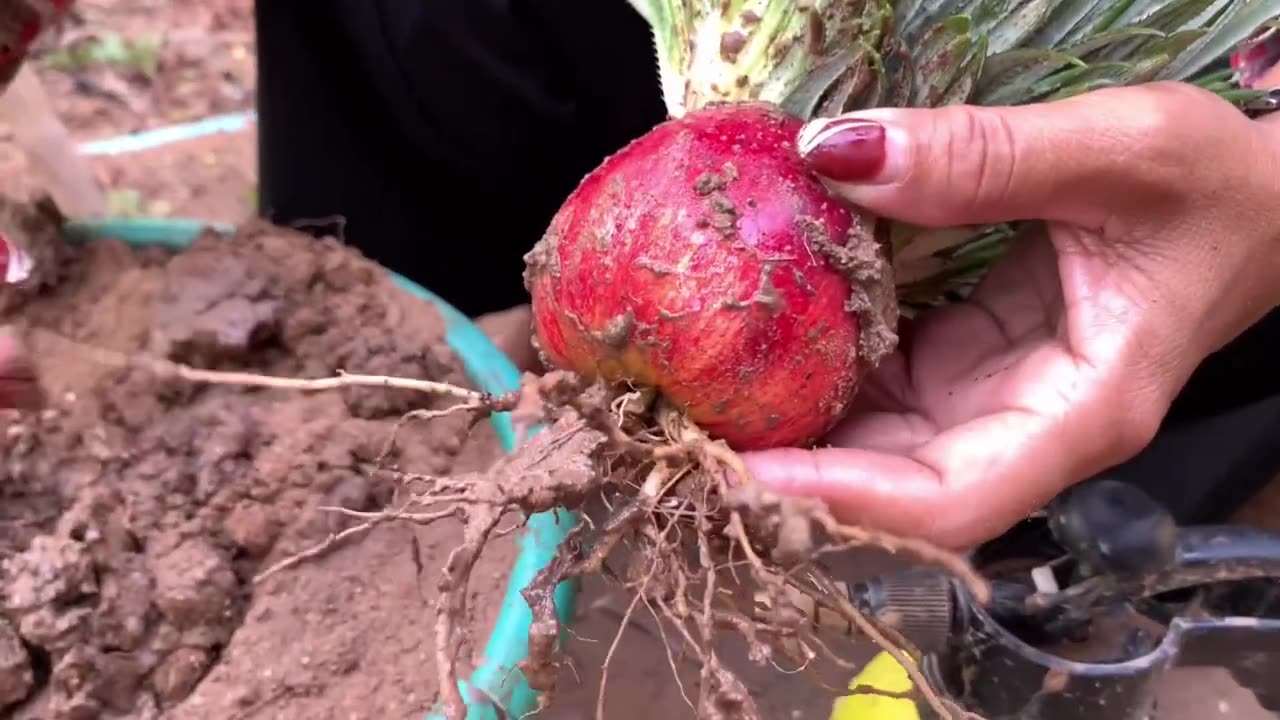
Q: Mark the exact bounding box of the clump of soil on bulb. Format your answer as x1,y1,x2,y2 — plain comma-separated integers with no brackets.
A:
0,201,985,720
0,216,514,719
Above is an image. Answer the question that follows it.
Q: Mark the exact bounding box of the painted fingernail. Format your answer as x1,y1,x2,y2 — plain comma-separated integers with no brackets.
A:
0,328,42,410
0,377,44,410
796,118,887,183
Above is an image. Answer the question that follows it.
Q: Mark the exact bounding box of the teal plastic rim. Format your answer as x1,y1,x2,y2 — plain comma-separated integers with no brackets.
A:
62,217,580,719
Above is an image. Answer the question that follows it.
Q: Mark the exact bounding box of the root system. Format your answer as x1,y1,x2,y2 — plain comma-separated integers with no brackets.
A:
41,331,989,720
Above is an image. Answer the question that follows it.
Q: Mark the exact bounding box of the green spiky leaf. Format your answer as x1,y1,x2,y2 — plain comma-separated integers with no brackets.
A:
939,35,991,104
973,48,1086,103
780,47,864,119
1029,0,1114,48
986,0,1060,53
912,16,979,105
625,0,1280,304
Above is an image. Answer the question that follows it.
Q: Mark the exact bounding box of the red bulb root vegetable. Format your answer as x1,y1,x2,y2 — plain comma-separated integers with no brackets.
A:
525,102,898,450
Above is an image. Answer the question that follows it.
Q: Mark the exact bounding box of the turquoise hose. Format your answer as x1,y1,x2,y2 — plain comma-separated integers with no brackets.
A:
62,218,580,719
77,112,258,157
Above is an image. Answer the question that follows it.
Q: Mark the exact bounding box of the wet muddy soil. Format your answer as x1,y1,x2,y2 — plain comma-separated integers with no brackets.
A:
0,221,514,719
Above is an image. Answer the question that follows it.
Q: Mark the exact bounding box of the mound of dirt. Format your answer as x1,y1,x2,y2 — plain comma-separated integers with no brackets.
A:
0,221,513,719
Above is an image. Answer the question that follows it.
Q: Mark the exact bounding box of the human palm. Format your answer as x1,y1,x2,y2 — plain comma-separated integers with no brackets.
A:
825,224,1160,542
835,228,1069,457
743,83,1280,548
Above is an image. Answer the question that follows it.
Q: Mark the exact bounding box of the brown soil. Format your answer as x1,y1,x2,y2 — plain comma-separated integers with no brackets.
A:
0,117,258,226
0,0,258,226
0,221,514,719
35,0,255,137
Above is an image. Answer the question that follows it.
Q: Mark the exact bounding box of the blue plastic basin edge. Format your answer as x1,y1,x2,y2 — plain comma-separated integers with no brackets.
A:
61,217,580,719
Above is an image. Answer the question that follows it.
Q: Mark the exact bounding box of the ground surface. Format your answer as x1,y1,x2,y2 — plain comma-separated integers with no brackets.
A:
1,223,515,718
0,1,1274,719
0,0,257,224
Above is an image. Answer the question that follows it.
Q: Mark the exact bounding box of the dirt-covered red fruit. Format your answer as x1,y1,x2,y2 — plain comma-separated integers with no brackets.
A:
525,102,896,451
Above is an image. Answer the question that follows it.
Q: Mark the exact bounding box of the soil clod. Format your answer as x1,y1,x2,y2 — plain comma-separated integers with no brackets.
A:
1,215,501,719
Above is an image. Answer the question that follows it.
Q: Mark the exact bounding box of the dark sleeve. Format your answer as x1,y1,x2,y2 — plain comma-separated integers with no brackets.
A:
254,0,665,317
1109,309,1280,524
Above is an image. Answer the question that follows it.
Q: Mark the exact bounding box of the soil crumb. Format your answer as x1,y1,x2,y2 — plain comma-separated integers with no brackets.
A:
0,220,512,719
794,214,898,369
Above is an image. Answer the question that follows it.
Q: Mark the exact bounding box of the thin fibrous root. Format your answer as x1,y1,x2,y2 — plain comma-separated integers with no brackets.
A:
46,332,990,718
436,506,503,720
41,330,520,410
253,504,462,584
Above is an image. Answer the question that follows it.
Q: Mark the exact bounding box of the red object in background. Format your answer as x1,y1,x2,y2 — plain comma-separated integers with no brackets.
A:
1232,26,1280,89
0,0,72,88
0,230,31,284
0,233,12,283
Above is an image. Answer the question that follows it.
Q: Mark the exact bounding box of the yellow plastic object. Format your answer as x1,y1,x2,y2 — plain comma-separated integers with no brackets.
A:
829,652,922,720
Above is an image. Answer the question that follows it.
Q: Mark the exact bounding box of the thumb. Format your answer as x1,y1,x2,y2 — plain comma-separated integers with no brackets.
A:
795,83,1214,229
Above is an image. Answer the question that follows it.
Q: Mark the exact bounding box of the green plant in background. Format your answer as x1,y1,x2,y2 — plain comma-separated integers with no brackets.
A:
105,188,143,218
45,32,163,76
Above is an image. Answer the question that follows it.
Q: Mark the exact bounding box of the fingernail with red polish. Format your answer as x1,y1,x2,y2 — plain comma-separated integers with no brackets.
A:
0,328,43,411
796,118,887,183
0,378,45,411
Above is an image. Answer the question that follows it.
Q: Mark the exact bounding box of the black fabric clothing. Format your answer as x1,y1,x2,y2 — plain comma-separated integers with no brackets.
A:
254,0,1280,525
254,0,665,317
1110,312,1280,523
